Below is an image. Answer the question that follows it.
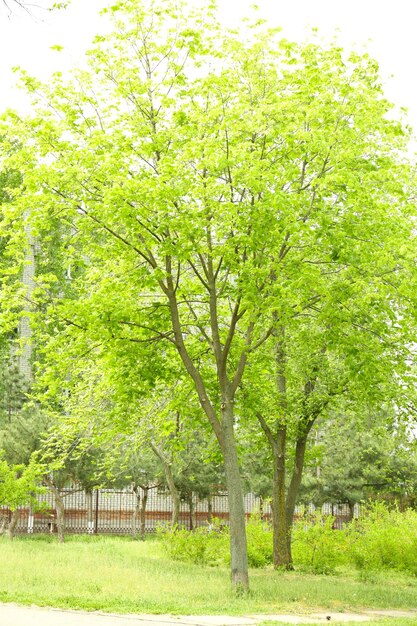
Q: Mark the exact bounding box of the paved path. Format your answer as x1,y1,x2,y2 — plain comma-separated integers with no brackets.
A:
0,603,416,625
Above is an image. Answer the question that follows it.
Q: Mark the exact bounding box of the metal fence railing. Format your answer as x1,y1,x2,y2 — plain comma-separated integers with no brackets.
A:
0,488,356,535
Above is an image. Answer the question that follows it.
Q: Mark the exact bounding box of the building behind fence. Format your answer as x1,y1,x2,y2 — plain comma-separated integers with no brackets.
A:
0,486,356,535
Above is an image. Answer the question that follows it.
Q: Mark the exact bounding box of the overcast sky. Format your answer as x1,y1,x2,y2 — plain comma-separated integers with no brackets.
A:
1,0,416,131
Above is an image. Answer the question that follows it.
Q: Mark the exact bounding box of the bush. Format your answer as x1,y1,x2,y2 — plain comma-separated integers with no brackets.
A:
157,519,229,567
158,515,273,568
245,515,273,568
347,502,417,575
292,512,348,574
159,503,417,575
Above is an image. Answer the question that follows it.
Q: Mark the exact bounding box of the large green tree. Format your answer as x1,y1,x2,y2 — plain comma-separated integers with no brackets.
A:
2,0,417,588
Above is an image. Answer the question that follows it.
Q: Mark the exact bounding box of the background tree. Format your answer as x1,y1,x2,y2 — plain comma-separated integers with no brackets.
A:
301,411,417,514
0,454,44,539
106,443,163,539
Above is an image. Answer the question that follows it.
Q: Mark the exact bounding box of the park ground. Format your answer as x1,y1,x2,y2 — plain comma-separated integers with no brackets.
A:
1,536,417,626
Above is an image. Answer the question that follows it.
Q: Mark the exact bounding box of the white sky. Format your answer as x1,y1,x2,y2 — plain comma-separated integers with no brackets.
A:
1,0,417,131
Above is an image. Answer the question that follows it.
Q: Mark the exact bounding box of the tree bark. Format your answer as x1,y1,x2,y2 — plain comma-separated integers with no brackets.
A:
131,486,140,539
220,402,249,592
188,492,194,531
18,215,35,385
55,490,65,543
5,509,19,540
140,487,148,540
85,489,94,534
271,327,291,567
150,442,180,526
271,428,291,567
285,435,308,563
46,481,65,543
0,513,6,535
207,494,213,523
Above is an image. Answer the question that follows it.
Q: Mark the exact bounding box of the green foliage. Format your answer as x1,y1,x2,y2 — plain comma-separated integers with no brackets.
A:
0,454,45,510
348,503,417,575
138,504,417,576
245,514,273,568
158,519,229,567
291,503,417,576
159,515,273,568
292,512,348,574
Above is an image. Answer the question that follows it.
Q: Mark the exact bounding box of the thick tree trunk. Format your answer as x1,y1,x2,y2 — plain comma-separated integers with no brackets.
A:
5,509,19,540
271,428,291,568
220,403,249,593
270,327,292,567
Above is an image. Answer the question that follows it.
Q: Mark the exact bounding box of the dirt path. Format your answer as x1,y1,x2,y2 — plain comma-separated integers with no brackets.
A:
0,603,416,625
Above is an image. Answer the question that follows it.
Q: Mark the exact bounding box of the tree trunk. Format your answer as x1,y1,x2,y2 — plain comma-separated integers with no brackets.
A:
0,513,6,535
285,435,308,563
5,509,19,539
131,486,140,539
150,442,180,527
55,492,65,543
192,494,198,530
269,327,291,567
220,403,249,593
18,215,35,384
165,273,249,591
187,492,196,531
259,496,265,520
347,501,355,521
140,487,148,540
271,428,291,568
166,467,180,527
46,482,65,543
207,494,212,523
86,489,94,534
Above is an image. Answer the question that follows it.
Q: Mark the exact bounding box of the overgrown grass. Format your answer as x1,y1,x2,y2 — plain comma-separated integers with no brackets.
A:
1,534,417,616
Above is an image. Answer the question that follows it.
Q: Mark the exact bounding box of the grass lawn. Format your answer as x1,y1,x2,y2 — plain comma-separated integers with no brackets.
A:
0,534,417,621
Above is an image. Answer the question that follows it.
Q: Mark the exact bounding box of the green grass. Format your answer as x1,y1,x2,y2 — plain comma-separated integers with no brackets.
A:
1,535,417,617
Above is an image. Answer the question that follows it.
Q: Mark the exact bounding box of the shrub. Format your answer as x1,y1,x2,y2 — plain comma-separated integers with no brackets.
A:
347,502,417,575
157,519,229,567
292,512,348,574
245,515,273,568
159,503,417,575
158,515,273,568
